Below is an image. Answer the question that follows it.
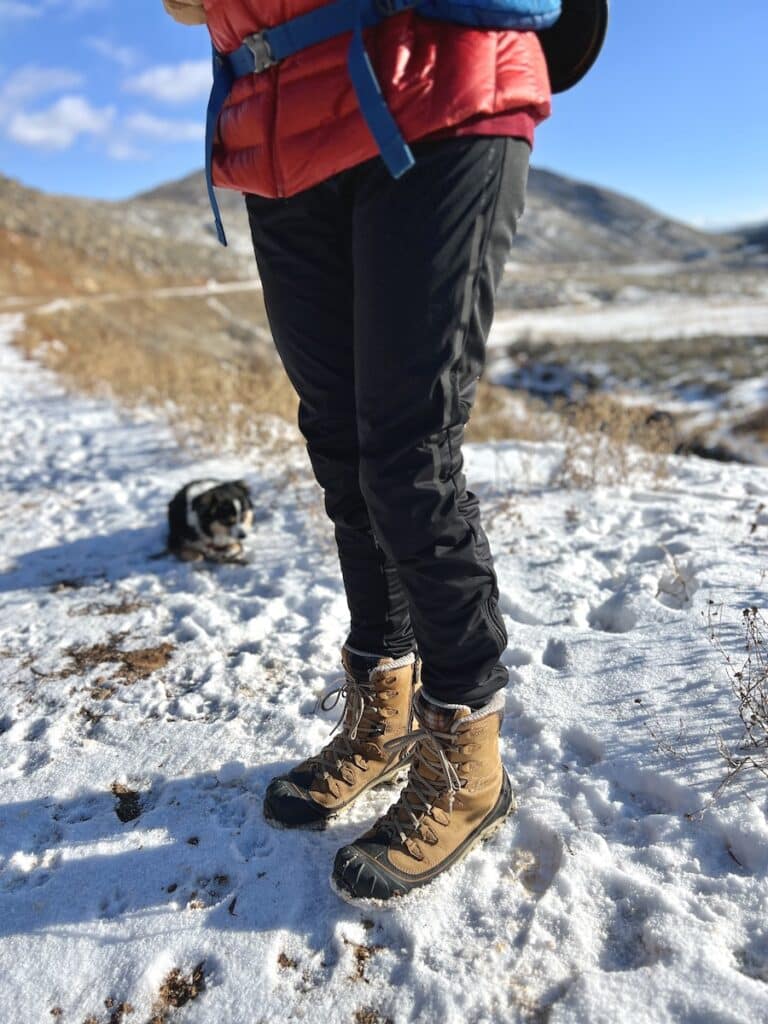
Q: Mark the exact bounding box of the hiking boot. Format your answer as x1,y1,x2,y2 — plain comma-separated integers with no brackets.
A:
263,648,420,829
331,688,513,901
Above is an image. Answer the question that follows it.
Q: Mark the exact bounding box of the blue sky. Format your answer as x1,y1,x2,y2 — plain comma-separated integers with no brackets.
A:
0,0,766,227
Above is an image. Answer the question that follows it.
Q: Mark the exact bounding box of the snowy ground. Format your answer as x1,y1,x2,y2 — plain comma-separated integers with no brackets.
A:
1,312,768,1024
488,295,768,345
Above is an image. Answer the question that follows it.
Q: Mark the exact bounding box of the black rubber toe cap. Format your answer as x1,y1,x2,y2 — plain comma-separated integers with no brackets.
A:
332,842,408,901
263,777,331,828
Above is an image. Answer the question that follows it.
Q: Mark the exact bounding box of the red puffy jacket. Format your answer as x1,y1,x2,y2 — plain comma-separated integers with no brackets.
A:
203,0,551,197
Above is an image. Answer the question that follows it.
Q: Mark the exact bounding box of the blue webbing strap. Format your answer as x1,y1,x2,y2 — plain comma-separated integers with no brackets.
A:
206,48,235,246
205,0,419,244
347,16,414,178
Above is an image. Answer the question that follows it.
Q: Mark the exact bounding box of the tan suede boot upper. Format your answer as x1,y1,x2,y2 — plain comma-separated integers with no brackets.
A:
333,689,513,898
304,650,418,810
263,648,419,827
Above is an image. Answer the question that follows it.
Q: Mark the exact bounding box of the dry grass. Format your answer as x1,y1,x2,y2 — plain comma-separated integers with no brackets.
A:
17,304,299,454
705,602,768,802
554,393,674,487
465,379,553,443
468,381,673,487
15,299,672,484
734,406,768,445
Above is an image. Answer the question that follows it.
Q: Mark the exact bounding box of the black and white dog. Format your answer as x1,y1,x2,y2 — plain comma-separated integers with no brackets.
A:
168,479,253,562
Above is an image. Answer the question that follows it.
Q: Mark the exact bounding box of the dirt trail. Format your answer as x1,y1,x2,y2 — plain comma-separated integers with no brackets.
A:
0,278,263,316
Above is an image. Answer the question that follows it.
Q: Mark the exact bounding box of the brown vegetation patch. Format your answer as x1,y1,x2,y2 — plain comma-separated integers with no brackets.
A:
70,595,147,617
468,381,673,486
733,406,768,444
345,940,384,982
555,394,673,487
104,998,134,1024
277,952,298,970
18,304,298,454
465,379,552,444
147,963,206,1023
354,1009,393,1024
0,171,241,303
62,635,174,683
90,685,117,701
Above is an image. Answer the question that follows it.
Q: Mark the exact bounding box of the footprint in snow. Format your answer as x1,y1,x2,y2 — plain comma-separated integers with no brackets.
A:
541,637,569,670
599,882,661,972
99,887,130,919
503,647,534,668
562,725,604,768
587,591,638,634
498,594,545,626
509,817,564,896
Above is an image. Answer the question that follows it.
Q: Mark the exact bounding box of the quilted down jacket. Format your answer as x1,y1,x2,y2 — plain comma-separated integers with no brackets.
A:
163,0,552,197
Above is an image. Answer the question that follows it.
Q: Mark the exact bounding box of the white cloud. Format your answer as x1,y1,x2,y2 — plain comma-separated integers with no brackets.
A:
86,36,139,70
124,112,202,143
8,95,115,149
107,140,149,162
0,65,84,119
0,63,202,162
123,60,211,104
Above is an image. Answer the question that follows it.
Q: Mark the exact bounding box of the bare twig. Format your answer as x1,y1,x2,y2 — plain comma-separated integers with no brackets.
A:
704,601,768,802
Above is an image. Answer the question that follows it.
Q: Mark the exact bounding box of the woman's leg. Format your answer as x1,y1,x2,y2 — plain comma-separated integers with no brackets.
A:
244,182,414,658
333,138,529,898
246,180,421,830
351,136,530,706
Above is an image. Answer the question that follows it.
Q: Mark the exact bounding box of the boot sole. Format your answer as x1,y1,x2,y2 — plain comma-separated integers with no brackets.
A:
330,771,517,907
263,756,412,831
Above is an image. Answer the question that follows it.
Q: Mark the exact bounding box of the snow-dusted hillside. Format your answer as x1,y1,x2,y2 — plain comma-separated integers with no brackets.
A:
1,314,767,1024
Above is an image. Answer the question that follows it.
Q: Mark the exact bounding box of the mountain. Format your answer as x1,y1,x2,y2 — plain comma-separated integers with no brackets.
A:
134,166,746,265
739,220,768,251
520,167,742,263
0,172,246,301
1,166,757,307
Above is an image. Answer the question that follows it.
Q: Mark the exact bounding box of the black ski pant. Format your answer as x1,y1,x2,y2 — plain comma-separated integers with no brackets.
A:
245,136,529,706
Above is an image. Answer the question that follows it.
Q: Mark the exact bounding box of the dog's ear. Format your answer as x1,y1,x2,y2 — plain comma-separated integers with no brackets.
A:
232,479,253,507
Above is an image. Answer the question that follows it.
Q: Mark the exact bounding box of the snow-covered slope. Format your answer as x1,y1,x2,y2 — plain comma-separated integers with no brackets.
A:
1,314,767,1024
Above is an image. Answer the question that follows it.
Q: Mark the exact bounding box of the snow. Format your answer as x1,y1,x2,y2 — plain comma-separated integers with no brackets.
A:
1,312,768,1023
489,295,768,345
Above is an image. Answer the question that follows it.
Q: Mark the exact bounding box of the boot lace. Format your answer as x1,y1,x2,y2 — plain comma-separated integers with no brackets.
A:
377,717,463,849
307,671,392,779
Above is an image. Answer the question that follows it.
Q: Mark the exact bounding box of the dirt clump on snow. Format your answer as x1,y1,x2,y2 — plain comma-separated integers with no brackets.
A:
147,963,206,1023
110,782,143,823
70,595,148,617
62,635,175,684
344,939,384,982
354,1009,393,1024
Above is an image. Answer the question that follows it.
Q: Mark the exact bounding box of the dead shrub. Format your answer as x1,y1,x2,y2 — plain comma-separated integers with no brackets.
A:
465,379,553,443
17,306,298,455
705,602,768,801
554,393,673,488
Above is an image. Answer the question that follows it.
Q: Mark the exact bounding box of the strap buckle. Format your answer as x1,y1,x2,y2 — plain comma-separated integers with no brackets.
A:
243,32,276,73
